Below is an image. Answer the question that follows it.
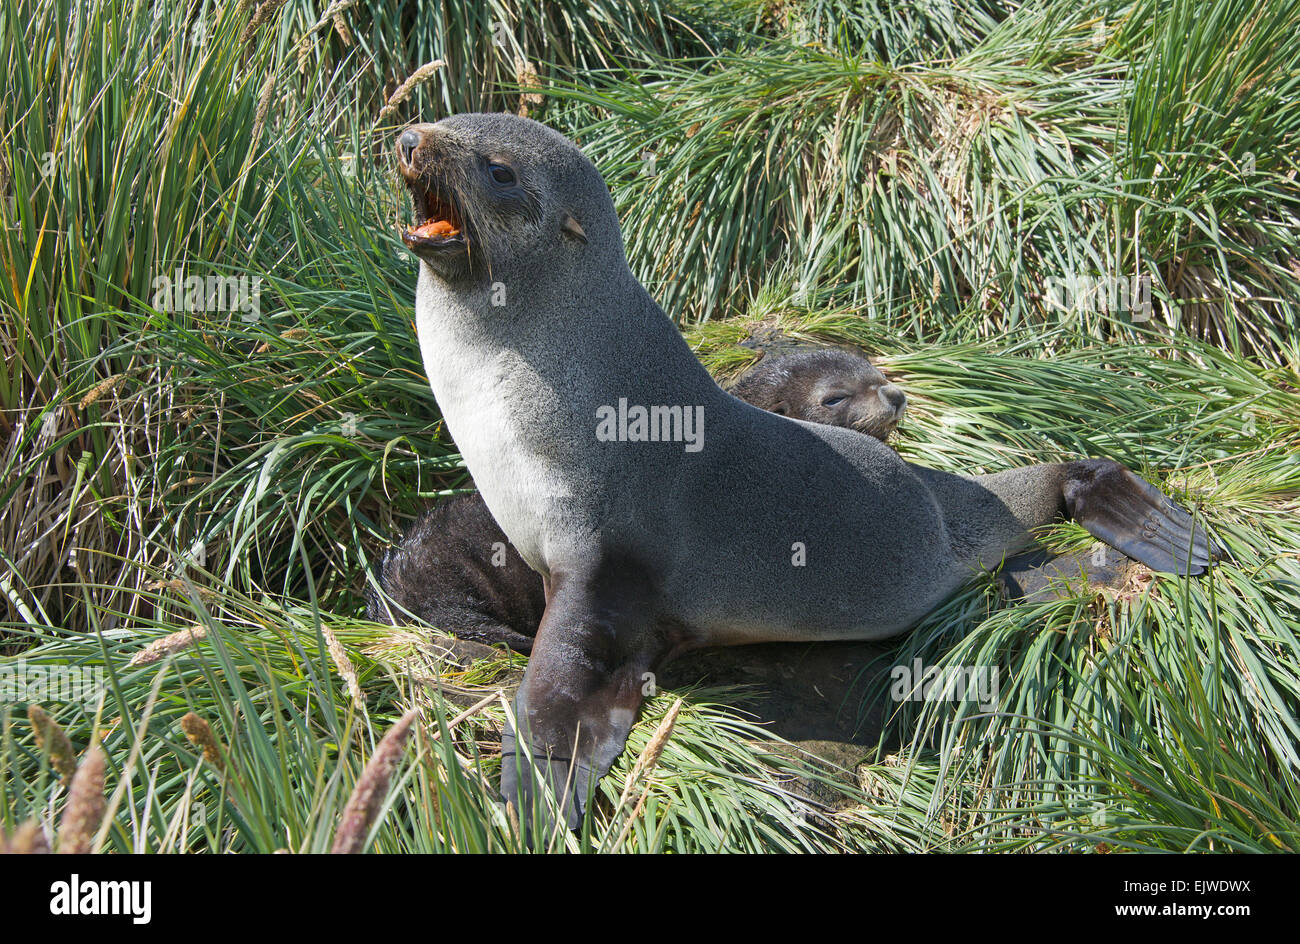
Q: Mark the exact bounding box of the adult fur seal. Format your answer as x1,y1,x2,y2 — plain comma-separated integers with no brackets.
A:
367,350,905,654
395,114,1216,830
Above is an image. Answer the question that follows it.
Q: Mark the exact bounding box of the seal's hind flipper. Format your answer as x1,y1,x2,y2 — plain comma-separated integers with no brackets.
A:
1062,459,1218,576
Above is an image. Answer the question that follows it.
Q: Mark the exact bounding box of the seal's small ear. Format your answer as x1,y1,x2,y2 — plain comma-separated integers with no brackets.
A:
561,213,587,244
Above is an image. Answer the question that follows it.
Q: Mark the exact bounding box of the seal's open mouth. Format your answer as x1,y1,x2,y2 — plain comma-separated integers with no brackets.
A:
402,183,468,254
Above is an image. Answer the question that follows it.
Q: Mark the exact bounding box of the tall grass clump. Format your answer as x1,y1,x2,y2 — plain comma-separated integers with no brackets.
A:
2,0,1299,853
0,0,361,629
564,0,1300,361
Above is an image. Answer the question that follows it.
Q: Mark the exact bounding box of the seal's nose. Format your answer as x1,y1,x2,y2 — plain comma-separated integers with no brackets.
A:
398,129,422,167
880,384,907,418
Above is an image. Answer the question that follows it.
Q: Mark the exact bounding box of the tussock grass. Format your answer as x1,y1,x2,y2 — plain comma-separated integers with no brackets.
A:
565,0,1300,357
4,598,938,852
2,0,1298,852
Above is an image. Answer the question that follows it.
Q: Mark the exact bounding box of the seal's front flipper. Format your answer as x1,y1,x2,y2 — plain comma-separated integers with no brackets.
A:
500,563,676,838
500,683,622,837
1062,459,1218,576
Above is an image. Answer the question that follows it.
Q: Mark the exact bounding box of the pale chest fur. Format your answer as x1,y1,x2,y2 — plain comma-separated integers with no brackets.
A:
415,275,569,571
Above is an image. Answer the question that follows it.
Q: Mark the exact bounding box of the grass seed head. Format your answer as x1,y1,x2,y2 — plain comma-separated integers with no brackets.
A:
330,709,418,854
180,711,227,772
1,820,51,854
57,746,106,854
128,624,208,667
28,705,77,784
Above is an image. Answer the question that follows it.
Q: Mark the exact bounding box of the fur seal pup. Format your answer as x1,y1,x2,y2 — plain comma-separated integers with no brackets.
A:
728,348,906,440
367,493,545,653
367,350,904,655
395,114,1216,830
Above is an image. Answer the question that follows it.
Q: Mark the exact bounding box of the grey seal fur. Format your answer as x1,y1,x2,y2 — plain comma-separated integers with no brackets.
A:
394,114,1217,831
367,349,905,654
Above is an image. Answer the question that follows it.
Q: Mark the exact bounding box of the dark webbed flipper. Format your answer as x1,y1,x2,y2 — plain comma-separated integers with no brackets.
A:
1062,459,1218,576
500,558,676,836
500,685,616,836
499,723,594,836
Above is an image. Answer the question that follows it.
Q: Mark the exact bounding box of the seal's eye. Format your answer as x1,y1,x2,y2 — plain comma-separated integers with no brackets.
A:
822,395,848,407
488,162,516,186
